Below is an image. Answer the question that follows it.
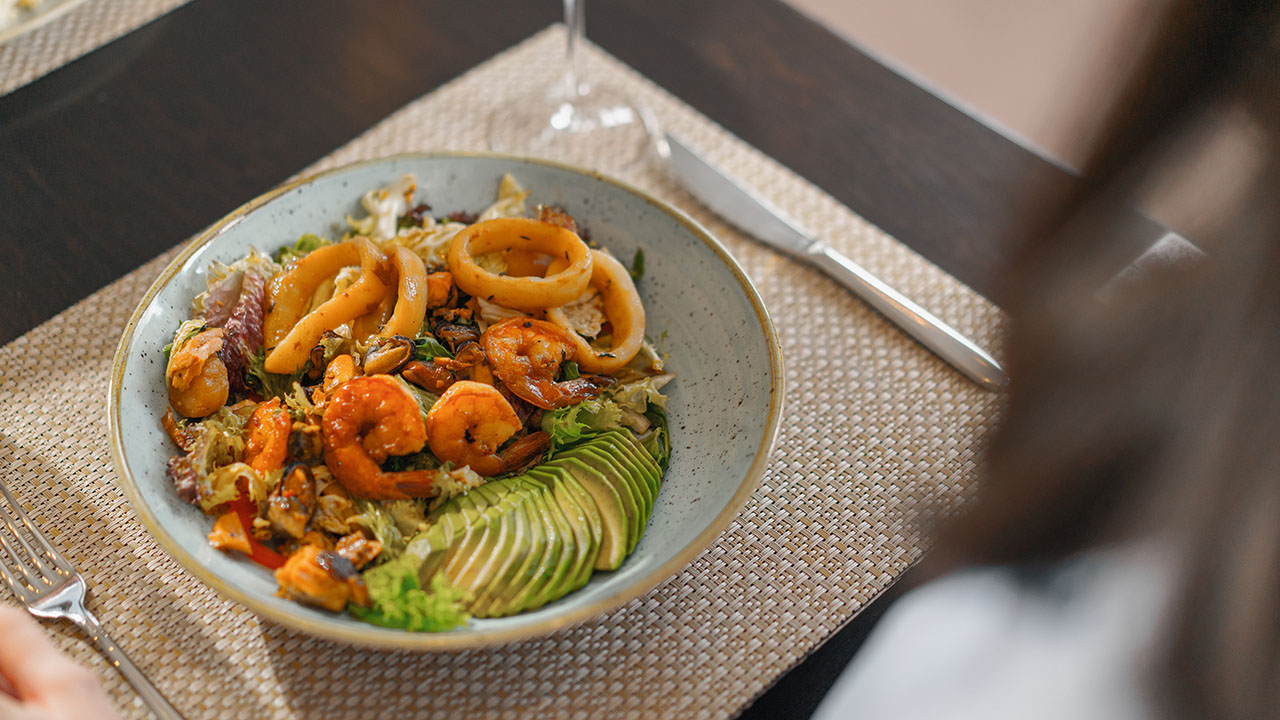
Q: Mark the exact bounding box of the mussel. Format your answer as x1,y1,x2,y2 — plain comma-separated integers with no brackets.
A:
361,334,414,375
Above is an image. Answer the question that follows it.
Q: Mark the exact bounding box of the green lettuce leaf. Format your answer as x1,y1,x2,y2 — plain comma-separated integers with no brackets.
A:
352,499,406,557
349,556,470,632
273,233,331,264
560,360,580,381
609,377,668,414
540,376,671,457
640,403,670,471
541,396,620,456
413,335,454,361
245,348,306,400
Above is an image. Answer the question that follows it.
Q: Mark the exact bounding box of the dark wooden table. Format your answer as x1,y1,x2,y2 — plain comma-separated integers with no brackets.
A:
0,0,1166,716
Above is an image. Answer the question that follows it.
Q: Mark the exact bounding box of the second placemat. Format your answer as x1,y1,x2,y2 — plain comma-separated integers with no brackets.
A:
0,0,190,95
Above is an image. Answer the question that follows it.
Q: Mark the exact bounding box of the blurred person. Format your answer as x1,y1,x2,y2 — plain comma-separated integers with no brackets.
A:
0,605,117,719
813,0,1280,718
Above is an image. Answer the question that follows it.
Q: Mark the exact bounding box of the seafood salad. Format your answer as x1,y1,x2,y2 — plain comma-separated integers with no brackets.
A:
161,173,672,630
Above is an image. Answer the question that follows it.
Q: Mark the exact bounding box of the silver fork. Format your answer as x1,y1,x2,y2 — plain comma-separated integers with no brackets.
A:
0,479,184,720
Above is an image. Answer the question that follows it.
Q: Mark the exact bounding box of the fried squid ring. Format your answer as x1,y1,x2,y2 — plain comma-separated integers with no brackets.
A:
265,240,367,348
352,248,438,341
545,249,646,374
264,238,391,374
446,218,592,311
380,246,429,338
351,293,395,343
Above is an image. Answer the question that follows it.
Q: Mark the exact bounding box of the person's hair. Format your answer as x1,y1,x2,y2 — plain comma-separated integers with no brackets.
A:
922,1,1280,717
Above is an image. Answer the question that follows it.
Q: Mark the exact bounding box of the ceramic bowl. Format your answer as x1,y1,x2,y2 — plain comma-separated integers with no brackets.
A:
108,153,784,649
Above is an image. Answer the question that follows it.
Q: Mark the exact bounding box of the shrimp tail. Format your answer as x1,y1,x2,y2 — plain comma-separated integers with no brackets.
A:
393,472,442,497
558,375,616,405
497,431,551,473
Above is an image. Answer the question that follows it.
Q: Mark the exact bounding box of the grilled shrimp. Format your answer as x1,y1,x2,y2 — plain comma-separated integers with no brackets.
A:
424,380,550,476
310,354,357,409
479,317,612,410
321,375,440,500
166,327,230,418
243,398,291,477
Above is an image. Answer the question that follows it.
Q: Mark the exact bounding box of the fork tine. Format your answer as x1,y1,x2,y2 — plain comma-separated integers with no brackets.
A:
0,518,42,598
0,493,53,579
0,557,36,600
0,478,73,576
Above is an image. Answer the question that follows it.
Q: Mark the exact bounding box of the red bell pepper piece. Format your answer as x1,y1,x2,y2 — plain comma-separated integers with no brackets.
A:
229,493,287,570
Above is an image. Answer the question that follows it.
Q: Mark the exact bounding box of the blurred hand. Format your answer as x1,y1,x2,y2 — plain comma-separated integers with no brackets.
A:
0,605,118,720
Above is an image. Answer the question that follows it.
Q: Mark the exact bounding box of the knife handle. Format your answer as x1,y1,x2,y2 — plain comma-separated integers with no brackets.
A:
804,242,1008,389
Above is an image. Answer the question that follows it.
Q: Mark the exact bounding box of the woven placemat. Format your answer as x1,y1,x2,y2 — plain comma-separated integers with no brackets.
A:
0,26,1003,719
0,0,189,95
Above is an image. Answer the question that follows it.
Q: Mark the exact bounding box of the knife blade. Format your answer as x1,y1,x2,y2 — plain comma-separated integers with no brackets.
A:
661,133,1007,390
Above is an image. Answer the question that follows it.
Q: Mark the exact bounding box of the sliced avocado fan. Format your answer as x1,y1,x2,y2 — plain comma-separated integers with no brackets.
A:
381,431,663,619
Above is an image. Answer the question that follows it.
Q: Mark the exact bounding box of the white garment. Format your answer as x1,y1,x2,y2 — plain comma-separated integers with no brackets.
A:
811,544,1175,720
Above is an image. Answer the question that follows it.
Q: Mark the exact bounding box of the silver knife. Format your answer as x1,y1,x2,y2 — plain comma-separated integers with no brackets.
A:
661,133,1007,390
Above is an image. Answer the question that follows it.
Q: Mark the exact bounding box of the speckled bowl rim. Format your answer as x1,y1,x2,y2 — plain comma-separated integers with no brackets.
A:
107,151,785,650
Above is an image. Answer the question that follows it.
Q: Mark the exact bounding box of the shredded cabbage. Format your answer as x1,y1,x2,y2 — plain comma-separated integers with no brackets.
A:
478,174,528,220
352,501,401,550
558,287,607,339
194,249,281,317
475,296,526,327
388,221,467,265
349,174,417,241
165,318,205,361
181,405,250,509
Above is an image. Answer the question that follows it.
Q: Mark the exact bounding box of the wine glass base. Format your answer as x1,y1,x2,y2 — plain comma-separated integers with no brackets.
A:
488,84,660,173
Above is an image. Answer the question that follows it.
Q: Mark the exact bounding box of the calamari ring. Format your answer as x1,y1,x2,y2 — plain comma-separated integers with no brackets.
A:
352,292,394,342
379,246,429,338
545,249,646,373
264,238,391,374
446,218,592,311
265,240,366,348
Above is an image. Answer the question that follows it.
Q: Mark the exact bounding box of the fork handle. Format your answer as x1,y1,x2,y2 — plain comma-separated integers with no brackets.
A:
73,608,186,720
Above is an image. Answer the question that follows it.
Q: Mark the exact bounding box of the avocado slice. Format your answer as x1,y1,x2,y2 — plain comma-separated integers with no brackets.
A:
505,477,566,614
601,430,662,496
542,471,600,593
415,481,495,585
444,492,504,596
523,479,579,611
402,511,466,586
527,465,603,590
564,443,653,531
590,440,656,530
597,432,663,515
476,488,539,617
464,482,532,616
542,459,630,570
564,455,642,555
437,492,487,582
483,482,548,617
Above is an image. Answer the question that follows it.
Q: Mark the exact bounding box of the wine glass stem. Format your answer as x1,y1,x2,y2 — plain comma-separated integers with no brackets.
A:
563,0,587,98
